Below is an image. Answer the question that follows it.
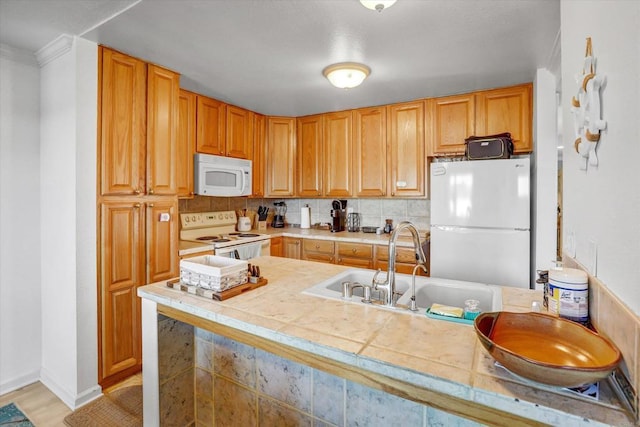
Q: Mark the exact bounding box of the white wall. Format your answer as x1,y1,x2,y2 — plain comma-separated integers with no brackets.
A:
38,35,100,408
533,68,559,288
561,0,640,314
0,46,42,394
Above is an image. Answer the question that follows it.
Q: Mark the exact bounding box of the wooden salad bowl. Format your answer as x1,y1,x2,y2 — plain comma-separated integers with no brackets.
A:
474,311,621,388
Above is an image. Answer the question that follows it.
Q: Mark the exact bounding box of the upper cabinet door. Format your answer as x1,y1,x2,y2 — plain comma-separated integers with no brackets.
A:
427,94,475,156
252,113,266,197
99,47,146,196
146,64,179,196
266,117,296,197
226,105,253,159
475,83,533,153
177,89,196,198
387,101,425,197
196,96,226,155
353,107,387,197
323,111,353,197
297,114,323,197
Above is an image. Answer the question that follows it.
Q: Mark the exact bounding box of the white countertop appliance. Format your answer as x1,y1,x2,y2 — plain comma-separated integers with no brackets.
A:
180,210,270,259
430,158,531,288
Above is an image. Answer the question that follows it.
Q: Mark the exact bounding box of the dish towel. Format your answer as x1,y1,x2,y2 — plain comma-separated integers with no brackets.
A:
234,242,262,260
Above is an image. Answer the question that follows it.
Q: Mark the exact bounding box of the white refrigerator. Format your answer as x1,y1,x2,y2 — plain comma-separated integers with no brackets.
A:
430,158,531,288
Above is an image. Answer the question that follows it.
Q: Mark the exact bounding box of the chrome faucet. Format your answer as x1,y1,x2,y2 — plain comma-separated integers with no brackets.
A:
373,221,428,307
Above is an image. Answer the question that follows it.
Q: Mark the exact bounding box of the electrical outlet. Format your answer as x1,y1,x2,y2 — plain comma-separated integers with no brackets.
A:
587,239,597,276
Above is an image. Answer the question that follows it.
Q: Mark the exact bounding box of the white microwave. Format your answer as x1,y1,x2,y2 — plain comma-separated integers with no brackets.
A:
194,154,252,197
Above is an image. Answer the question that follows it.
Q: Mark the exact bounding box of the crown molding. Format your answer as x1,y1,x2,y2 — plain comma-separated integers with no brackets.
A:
35,34,74,67
0,43,38,66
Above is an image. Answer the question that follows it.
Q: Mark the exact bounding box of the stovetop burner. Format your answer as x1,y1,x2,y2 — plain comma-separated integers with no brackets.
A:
196,236,231,243
230,233,260,238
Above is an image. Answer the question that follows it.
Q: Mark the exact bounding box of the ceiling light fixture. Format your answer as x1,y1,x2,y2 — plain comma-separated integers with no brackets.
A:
359,0,397,12
322,62,371,89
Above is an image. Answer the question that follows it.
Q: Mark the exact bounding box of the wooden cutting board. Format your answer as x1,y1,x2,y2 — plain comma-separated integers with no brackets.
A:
166,278,267,301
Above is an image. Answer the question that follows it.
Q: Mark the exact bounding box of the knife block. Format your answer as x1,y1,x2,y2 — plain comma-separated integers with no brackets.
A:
257,220,267,231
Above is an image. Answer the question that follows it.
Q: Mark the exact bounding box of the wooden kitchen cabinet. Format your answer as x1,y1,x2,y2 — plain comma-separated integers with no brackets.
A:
297,114,323,197
336,242,373,268
99,47,146,196
99,48,180,197
427,94,476,156
98,47,180,387
177,89,196,198
146,64,180,196
98,198,178,386
196,95,226,155
302,239,335,263
145,198,179,283
99,200,145,384
226,105,253,159
375,245,428,276
387,100,425,197
266,116,296,197
269,236,283,257
353,106,387,197
475,83,533,153
282,236,301,259
323,111,353,197
252,113,266,197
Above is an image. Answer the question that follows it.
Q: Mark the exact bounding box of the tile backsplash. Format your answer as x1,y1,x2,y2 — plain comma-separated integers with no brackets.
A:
179,196,431,231
562,253,639,411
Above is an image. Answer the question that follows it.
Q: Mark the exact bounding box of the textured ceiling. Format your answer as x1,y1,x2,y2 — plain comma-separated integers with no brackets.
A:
1,0,560,116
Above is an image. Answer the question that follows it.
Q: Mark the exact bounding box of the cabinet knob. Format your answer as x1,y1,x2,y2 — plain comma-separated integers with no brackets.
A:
134,203,141,208
391,192,395,196
315,244,320,249
148,203,154,207
148,189,154,195
134,189,141,195
352,248,357,253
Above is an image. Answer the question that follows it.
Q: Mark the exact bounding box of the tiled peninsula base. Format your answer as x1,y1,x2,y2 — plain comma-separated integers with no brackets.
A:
154,311,479,427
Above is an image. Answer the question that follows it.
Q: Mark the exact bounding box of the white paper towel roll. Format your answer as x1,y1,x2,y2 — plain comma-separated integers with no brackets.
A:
300,205,311,229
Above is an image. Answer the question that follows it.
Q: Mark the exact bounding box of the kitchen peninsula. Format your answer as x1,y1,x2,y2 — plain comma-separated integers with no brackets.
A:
138,256,631,426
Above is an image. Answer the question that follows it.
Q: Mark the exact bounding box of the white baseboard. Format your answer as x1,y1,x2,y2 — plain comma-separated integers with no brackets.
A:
0,370,40,396
39,367,102,410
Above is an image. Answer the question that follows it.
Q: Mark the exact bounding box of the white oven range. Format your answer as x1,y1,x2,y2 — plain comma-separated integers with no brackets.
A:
180,211,270,259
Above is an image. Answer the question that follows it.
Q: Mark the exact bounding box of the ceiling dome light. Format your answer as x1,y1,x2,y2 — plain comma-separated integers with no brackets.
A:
359,0,397,12
322,62,371,89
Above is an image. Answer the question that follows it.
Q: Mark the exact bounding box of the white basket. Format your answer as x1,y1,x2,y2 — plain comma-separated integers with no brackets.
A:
179,255,248,291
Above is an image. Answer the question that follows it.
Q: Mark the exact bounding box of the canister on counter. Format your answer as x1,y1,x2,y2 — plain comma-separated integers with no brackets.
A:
548,267,589,325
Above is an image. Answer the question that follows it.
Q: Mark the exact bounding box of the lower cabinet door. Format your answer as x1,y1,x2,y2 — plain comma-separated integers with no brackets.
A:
99,200,145,384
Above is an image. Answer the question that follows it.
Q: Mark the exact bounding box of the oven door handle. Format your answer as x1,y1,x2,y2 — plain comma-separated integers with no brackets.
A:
233,250,240,259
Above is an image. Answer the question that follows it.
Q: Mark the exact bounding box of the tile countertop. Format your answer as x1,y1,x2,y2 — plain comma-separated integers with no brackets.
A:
138,256,632,427
178,226,429,257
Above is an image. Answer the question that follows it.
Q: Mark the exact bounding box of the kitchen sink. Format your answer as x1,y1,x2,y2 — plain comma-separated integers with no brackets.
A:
303,268,503,314
302,268,411,302
395,277,503,313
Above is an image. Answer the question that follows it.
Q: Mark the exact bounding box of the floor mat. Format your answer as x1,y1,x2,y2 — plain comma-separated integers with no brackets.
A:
63,385,142,427
0,402,35,427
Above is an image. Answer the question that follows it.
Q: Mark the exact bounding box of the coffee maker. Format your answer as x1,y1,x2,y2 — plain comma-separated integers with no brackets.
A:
330,200,347,232
272,201,287,228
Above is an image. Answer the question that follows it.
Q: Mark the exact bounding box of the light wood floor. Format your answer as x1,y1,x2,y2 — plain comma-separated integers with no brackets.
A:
0,373,142,426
